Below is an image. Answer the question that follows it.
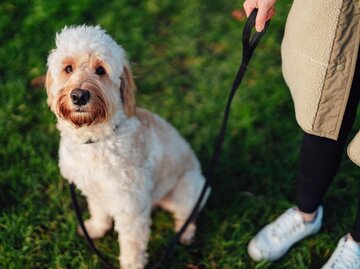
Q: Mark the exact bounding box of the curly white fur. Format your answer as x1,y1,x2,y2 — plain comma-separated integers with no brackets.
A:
45,25,209,269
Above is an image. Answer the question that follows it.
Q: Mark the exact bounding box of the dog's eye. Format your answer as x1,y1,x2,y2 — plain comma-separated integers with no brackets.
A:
65,65,73,74
95,66,106,76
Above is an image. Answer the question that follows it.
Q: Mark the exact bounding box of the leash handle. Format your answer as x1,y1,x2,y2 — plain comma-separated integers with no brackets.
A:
242,9,271,67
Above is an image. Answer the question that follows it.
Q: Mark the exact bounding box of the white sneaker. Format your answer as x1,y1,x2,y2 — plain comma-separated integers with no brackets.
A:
248,206,323,261
322,235,360,269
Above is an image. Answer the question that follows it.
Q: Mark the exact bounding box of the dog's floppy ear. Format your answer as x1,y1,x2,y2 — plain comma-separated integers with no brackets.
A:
120,64,136,117
45,69,54,109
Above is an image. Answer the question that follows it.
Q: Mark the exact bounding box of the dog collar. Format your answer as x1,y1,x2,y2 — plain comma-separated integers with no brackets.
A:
84,138,97,144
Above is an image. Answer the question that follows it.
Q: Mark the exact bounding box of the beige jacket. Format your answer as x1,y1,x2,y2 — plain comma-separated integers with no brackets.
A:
281,0,360,164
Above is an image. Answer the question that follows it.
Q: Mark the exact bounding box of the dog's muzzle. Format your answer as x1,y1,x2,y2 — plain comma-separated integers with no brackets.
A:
70,88,90,106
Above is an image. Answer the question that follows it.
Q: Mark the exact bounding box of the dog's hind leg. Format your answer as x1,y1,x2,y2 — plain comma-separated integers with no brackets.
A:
77,197,113,239
158,169,210,245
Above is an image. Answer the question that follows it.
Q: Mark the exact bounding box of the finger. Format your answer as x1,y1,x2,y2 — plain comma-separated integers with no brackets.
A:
243,1,254,17
267,8,275,20
255,6,270,32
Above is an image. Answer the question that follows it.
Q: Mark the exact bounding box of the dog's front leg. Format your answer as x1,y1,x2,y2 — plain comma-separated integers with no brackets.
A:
114,194,152,269
77,197,113,239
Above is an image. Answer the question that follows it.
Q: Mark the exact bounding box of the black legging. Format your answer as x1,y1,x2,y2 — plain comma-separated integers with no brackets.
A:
296,51,360,241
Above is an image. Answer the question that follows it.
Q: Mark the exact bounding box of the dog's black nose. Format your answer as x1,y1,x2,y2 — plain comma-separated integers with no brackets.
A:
70,88,90,106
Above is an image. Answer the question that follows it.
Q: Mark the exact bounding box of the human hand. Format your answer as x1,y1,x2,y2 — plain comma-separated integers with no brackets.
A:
243,0,276,32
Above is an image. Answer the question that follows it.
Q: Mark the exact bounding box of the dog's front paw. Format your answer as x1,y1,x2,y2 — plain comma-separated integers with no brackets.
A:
77,219,112,239
119,248,148,269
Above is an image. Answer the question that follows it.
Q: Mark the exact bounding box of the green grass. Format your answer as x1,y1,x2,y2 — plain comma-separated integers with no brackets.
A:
1,1,360,268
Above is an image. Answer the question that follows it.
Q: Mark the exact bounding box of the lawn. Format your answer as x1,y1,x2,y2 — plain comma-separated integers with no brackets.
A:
1,1,360,269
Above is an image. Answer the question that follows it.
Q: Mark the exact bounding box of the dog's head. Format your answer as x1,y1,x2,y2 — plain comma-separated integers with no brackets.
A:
45,25,136,128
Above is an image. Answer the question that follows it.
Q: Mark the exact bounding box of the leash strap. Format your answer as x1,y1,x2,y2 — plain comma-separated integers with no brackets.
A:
69,9,270,269
148,9,270,269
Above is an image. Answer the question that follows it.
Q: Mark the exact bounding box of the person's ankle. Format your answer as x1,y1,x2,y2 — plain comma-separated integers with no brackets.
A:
296,207,317,223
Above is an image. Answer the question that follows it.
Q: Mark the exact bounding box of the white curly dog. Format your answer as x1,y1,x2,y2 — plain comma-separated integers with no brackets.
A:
45,25,210,269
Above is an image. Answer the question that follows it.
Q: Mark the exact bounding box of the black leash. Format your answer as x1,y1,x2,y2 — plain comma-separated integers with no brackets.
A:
69,9,270,269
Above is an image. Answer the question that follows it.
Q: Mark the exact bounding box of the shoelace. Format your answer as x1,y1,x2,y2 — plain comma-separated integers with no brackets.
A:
328,240,360,269
270,209,305,243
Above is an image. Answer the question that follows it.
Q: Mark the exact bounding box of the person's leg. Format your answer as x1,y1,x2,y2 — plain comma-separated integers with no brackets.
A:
318,54,360,268
296,133,349,215
350,62,360,241
351,188,360,242
248,51,360,263
296,53,360,216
